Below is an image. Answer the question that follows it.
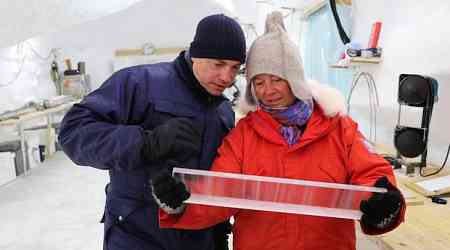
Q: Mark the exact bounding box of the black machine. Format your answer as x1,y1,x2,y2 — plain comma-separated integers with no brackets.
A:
394,74,438,174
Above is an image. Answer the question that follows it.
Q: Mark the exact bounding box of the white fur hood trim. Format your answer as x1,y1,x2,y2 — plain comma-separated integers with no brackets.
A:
236,79,347,117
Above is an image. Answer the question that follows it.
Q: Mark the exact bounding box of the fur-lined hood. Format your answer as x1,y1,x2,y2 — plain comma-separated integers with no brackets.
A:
236,79,347,118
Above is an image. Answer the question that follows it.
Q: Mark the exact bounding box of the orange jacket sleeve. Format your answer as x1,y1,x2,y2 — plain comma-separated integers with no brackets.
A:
343,118,406,235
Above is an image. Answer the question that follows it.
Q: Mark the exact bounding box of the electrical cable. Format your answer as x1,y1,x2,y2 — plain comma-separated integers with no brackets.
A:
24,41,54,61
0,41,60,88
419,144,450,177
0,42,28,88
329,0,350,45
417,94,446,177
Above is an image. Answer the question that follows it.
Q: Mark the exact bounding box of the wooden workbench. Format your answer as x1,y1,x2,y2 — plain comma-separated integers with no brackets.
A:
0,101,78,175
363,173,450,250
0,102,77,127
357,143,450,249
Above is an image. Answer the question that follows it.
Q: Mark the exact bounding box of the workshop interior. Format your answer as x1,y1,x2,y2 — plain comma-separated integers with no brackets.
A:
1,1,450,250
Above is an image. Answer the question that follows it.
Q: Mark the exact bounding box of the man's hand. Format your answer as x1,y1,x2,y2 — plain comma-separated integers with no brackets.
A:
360,176,402,230
142,117,202,163
150,170,191,214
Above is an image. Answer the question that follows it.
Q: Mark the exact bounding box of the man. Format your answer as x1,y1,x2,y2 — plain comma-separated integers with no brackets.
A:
58,14,246,250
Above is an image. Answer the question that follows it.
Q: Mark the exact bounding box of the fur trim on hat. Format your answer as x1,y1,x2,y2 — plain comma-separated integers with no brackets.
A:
236,80,347,118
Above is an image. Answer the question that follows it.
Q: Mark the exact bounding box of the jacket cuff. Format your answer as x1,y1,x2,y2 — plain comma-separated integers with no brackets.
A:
158,208,182,228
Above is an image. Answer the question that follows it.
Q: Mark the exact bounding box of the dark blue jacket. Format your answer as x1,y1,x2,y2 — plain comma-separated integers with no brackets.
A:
58,52,234,250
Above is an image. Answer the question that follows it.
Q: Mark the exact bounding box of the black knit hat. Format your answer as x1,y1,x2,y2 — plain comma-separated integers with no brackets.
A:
190,14,246,64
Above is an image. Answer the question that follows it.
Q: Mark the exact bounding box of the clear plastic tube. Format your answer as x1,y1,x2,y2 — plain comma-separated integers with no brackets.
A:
173,168,387,220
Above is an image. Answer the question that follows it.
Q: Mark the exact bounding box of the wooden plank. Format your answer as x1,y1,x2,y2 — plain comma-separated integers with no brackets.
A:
0,101,78,127
350,57,382,64
303,0,326,18
329,57,382,69
404,175,450,197
303,0,352,19
398,185,425,206
0,118,19,126
114,47,186,57
336,0,352,5
154,47,186,55
405,197,425,206
114,48,144,57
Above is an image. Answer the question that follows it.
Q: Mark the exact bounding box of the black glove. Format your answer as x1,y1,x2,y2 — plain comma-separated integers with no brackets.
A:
142,117,201,163
360,176,402,230
150,169,190,214
213,220,232,250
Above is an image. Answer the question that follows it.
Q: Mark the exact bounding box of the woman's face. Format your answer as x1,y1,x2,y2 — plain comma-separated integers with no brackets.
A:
253,73,296,108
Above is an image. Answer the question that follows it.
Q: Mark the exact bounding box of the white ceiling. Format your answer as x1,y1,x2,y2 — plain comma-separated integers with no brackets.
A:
0,0,318,49
0,0,143,48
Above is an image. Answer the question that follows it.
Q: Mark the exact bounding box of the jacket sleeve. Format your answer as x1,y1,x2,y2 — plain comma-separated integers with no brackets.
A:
159,120,246,229
58,68,150,171
343,118,406,235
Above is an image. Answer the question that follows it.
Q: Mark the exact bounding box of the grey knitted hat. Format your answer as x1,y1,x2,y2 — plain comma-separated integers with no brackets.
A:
244,11,313,107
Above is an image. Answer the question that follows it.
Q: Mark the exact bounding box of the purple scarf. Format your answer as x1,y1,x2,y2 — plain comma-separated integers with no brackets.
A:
260,100,313,146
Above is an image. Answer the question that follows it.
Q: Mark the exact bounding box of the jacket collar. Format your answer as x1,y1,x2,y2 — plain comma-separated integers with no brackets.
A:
174,51,227,106
248,102,340,149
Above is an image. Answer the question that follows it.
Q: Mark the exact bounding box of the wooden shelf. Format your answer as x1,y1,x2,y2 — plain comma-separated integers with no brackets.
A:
0,101,79,127
350,57,382,63
330,57,382,69
114,47,187,57
303,0,327,18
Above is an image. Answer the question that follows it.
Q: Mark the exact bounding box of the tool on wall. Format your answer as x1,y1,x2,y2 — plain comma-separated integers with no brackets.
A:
50,60,62,95
61,58,91,98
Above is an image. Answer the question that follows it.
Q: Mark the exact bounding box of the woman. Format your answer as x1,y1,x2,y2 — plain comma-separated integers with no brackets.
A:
152,12,405,250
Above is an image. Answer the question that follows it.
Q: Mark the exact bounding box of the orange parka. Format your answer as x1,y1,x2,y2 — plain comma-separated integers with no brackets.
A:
160,104,406,250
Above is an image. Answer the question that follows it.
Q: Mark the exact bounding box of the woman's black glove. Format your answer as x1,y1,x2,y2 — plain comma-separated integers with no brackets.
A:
142,117,201,163
360,176,402,230
150,170,190,214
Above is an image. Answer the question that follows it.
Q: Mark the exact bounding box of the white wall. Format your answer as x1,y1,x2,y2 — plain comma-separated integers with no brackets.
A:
350,0,450,165
0,0,321,112
0,0,240,113
0,0,143,48
3,0,448,166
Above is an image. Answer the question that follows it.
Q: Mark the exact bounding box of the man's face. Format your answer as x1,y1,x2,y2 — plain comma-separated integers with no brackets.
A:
192,58,241,96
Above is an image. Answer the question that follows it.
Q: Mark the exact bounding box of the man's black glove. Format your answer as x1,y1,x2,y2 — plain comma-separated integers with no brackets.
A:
142,117,202,163
150,170,190,214
360,176,402,230
213,220,232,250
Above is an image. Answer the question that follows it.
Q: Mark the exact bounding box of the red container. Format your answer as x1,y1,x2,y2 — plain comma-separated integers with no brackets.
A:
368,22,382,48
